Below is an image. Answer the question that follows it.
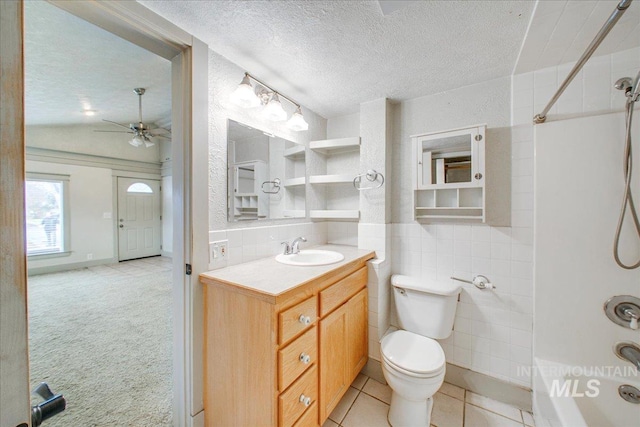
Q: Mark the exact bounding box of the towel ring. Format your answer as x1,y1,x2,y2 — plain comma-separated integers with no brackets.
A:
353,169,384,191
261,178,281,194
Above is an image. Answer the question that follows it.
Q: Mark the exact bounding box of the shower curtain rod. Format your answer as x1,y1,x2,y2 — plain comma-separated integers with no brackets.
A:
533,0,633,124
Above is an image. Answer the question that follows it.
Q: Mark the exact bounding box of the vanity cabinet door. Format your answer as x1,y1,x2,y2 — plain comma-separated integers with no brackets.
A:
319,303,349,422
347,288,368,381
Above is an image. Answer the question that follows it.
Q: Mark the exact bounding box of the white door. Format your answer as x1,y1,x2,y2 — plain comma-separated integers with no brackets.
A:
117,177,161,261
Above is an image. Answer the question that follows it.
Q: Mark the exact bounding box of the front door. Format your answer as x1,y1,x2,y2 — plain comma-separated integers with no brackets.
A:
117,177,161,261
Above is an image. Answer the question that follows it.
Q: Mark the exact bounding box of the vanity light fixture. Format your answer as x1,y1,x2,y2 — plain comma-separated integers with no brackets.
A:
230,72,309,131
287,106,309,131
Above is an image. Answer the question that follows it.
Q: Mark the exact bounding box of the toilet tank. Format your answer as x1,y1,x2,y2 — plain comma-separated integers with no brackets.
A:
391,275,461,340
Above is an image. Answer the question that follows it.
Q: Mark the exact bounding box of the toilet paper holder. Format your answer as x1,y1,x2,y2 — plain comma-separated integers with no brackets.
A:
451,275,495,290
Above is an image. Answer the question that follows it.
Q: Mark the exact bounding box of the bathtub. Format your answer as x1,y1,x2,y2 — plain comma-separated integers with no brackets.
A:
533,358,640,427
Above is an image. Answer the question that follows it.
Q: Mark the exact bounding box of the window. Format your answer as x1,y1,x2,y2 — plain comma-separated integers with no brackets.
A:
25,173,70,257
127,182,153,193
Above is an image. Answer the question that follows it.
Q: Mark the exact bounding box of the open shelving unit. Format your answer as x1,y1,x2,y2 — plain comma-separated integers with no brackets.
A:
309,137,361,220
283,142,306,217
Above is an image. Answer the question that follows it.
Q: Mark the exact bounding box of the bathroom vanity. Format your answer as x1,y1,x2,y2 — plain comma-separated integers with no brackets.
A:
200,245,375,427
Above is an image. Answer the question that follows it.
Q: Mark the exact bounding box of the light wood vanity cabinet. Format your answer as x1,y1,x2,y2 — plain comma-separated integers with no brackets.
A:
202,251,373,427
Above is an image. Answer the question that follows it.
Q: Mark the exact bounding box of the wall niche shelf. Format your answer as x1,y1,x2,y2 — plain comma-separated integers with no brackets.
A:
309,174,353,185
310,209,360,220
283,145,305,159
310,137,360,154
309,136,361,221
283,177,306,187
411,124,510,225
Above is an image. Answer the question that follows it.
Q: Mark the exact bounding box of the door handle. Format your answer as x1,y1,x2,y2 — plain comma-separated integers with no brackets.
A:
31,382,66,426
119,224,124,228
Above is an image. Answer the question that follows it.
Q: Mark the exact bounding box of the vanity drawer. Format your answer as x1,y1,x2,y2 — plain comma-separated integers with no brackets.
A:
319,267,367,317
279,326,317,391
279,295,317,345
279,364,318,427
292,402,318,427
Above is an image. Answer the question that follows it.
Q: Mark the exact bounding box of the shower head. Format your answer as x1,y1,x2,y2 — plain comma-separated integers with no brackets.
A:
614,77,634,92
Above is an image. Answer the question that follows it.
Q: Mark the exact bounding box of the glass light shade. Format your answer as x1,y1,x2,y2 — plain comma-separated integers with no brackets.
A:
230,75,260,108
129,135,144,147
144,138,155,148
286,107,309,131
262,93,287,121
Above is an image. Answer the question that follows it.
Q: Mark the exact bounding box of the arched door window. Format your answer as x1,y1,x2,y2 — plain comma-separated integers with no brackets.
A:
127,182,153,193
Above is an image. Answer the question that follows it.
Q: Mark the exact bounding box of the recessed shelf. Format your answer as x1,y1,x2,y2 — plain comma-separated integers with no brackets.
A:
416,215,483,220
310,209,360,219
283,177,306,187
283,145,305,159
309,174,353,184
310,137,361,154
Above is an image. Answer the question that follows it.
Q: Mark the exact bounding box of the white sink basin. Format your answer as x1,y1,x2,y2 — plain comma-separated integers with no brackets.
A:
275,249,344,266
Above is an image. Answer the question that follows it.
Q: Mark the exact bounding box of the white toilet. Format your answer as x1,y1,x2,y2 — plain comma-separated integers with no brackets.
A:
381,274,461,427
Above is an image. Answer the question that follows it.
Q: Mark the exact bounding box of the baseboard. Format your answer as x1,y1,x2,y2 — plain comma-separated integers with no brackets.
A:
27,257,117,276
445,363,532,412
361,357,386,385
361,358,532,412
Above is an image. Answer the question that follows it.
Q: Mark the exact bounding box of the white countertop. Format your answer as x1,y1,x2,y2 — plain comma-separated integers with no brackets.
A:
200,244,375,300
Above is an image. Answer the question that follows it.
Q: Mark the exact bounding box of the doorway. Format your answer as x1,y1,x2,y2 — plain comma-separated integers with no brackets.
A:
24,1,173,425
1,1,208,426
117,177,162,261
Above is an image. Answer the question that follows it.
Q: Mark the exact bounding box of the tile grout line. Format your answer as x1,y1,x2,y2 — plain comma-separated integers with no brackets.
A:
465,401,525,424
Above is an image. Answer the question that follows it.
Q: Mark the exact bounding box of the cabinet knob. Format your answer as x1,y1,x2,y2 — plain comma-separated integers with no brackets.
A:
474,173,483,180
299,353,311,364
299,394,311,407
298,314,311,325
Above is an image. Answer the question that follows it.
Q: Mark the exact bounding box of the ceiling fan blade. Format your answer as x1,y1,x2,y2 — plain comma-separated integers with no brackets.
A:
153,134,171,139
148,127,171,135
94,130,134,134
102,119,131,129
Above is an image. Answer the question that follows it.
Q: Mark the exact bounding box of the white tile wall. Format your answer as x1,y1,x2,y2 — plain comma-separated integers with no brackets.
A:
391,221,534,387
513,47,640,127
208,222,327,268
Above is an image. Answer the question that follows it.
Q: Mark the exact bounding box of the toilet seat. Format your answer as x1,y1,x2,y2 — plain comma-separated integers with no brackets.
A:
381,330,445,378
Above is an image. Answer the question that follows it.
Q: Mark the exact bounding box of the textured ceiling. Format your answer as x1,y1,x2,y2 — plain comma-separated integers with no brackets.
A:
515,0,640,73
138,0,536,118
24,0,171,126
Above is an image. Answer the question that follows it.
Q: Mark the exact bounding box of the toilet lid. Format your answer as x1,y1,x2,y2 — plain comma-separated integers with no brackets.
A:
381,330,445,375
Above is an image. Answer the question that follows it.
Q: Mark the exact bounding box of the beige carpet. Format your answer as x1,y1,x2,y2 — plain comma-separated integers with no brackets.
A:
28,257,173,426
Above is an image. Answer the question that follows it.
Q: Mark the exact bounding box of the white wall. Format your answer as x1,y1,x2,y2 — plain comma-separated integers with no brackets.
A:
26,160,115,270
27,123,161,163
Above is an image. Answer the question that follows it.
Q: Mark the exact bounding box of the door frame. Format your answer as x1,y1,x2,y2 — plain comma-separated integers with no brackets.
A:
0,1,209,426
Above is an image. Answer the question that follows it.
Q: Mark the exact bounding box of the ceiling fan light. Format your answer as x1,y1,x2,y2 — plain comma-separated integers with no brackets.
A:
129,135,144,147
286,106,309,131
230,74,260,108
144,140,155,148
262,93,287,121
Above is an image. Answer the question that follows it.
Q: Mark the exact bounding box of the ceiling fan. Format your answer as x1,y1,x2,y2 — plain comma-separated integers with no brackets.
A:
95,88,170,148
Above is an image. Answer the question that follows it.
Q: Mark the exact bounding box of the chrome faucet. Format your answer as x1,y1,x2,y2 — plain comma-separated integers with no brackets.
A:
280,237,307,255
616,342,640,371
291,237,307,254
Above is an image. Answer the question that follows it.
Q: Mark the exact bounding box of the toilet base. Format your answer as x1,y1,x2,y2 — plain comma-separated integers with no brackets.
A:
388,392,434,427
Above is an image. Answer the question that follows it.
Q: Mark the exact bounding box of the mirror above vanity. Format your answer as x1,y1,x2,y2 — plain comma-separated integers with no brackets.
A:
227,119,306,222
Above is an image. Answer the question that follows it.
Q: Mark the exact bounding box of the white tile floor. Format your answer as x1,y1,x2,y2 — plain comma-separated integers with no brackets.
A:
323,373,535,427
